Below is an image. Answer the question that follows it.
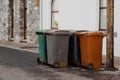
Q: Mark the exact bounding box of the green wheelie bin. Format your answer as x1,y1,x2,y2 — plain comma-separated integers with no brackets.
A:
36,30,47,64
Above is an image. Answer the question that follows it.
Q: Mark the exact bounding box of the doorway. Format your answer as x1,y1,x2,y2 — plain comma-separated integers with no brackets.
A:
8,0,14,40
20,0,27,42
51,0,58,29
23,0,27,40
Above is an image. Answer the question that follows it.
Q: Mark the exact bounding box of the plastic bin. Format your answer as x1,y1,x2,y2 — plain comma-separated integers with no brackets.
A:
36,29,57,64
76,31,104,69
68,30,88,66
46,31,70,68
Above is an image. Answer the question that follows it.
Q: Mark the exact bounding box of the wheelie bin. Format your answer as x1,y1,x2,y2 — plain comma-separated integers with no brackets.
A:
68,30,88,66
76,31,104,69
36,29,57,64
46,31,70,68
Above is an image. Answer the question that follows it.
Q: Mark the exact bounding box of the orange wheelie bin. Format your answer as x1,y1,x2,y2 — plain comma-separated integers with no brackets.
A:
76,31,104,69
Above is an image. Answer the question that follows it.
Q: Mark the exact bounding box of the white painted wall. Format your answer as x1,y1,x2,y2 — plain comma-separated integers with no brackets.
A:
102,0,120,57
40,0,51,29
40,0,120,57
102,37,106,55
114,0,120,57
40,0,100,30
58,0,99,31
58,0,107,56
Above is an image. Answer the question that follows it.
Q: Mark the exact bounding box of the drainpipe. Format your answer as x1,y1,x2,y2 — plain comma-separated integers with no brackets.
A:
106,0,117,70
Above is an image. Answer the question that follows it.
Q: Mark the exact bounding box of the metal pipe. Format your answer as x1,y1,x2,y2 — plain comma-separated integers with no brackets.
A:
106,0,117,70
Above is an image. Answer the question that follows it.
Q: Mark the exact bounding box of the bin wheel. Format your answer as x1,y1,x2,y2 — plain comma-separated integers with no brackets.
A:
37,57,41,64
87,63,94,70
53,62,60,68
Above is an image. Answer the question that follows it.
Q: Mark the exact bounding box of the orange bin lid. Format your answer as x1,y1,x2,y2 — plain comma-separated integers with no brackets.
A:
76,31,105,37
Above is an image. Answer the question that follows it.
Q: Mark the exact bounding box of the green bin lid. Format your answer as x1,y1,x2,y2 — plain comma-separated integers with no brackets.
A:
36,30,45,35
36,29,58,35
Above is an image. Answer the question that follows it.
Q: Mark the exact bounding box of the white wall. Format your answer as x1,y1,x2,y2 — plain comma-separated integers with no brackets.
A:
58,0,99,31
58,0,106,56
58,0,107,56
58,0,120,57
40,0,51,29
41,0,100,30
114,0,120,57
40,0,120,57
102,0,120,57
102,37,106,55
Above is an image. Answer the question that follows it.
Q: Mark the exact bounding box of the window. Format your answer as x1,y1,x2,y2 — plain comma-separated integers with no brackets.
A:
99,0,107,30
51,0,58,29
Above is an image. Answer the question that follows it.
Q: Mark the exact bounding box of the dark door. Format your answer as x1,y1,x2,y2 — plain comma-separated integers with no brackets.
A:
9,0,14,39
24,0,27,39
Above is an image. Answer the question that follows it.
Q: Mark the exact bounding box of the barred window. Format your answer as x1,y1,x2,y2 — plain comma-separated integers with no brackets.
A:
51,0,58,29
99,0,107,30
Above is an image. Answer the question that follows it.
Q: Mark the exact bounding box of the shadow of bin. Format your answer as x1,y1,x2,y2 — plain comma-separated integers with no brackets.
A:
46,31,70,68
76,31,104,69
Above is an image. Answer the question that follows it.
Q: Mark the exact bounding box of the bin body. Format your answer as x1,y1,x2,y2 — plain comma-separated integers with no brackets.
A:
36,31,47,63
36,30,57,63
68,30,88,66
68,33,81,66
76,32,104,69
46,31,70,68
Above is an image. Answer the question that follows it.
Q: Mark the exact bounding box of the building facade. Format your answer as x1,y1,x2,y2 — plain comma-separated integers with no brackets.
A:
0,0,120,57
0,0,40,43
40,0,120,57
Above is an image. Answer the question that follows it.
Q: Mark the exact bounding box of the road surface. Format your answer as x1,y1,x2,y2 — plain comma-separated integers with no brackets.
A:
0,46,120,80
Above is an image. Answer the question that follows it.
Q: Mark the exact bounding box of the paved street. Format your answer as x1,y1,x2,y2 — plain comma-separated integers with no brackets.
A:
0,46,120,80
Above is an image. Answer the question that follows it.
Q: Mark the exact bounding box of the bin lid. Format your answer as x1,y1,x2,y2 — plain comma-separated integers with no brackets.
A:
47,30,71,36
36,29,58,35
76,30,89,32
76,31,105,37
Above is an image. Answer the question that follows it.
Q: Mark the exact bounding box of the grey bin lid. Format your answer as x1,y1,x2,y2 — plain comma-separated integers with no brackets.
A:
45,30,89,36
46,30,71,36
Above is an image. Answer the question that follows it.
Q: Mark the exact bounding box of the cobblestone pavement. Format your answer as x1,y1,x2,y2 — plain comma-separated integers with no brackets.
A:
0,41,120,80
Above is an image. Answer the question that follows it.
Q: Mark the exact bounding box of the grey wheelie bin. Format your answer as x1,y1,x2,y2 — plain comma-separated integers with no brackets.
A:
46,31,70,68
68,30,88,66
36,29,57,64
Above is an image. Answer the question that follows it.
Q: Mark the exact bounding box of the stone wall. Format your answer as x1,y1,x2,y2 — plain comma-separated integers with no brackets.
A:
0,0,9,40
13,0,40,43
13,0,21,42
26,0,40,43
0,0,40,43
